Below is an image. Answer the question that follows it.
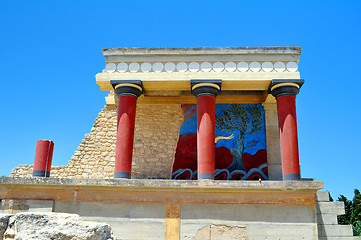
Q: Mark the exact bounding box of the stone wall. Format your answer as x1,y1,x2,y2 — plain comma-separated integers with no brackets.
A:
11,104,184,179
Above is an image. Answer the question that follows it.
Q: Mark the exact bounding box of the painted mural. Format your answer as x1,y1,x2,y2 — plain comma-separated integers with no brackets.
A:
171,104,268,180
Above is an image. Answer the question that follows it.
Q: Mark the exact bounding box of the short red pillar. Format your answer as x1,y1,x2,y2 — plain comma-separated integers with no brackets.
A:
111,81,143,179
191,80,221,180
270,80,304,180
33,140,54,177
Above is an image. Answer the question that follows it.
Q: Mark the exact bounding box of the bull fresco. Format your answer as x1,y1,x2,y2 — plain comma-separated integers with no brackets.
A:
171,104,268,180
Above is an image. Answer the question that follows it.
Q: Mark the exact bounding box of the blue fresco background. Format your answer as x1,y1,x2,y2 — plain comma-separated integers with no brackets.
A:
180,104,266,155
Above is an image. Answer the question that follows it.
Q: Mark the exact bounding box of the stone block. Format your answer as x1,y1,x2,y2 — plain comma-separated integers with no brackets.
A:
316,191,331,202
318,224,353,237
319,237,361,240
4,212,115,240
317,213,338,225
316,202,345,215
0,214,12,239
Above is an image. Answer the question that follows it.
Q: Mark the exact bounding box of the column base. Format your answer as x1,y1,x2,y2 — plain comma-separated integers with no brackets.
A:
114,172,131,179
283,173,300,181
198,173,214,180
33,170,50,177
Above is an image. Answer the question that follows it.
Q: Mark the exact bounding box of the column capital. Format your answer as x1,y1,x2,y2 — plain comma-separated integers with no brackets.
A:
110,80,144,98
269,79,304,98
191,79,222,98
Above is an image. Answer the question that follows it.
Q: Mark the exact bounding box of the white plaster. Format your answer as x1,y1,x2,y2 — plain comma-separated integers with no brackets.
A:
225,62,236,72
164,62,175,72
189,62,200,72
176,62,187,72
152,62,163,73
140,62,152,72
237,62,249,72
249,62,261,72
262,62,273,72
129,62,140,73
274,62,286,72
105,63,116,73
287,62,298,72
116,63,128,73
200,62,212,72
213,62,224,72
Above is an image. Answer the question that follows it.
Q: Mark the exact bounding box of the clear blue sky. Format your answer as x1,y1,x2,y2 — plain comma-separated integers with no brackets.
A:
1,0,360,200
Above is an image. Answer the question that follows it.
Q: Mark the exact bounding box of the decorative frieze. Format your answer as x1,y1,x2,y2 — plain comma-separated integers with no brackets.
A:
104,61,298,74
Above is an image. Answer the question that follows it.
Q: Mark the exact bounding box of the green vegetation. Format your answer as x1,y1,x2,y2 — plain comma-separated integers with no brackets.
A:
336,189,361,236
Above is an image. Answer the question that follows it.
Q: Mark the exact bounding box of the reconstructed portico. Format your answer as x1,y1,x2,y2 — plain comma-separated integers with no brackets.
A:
96,47,303,180
5,47,359,240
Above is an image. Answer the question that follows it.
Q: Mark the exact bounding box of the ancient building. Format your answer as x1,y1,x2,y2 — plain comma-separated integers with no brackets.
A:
2,47,359,240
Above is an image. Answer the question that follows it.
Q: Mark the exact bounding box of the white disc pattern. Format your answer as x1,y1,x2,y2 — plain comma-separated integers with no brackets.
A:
105,61,298,73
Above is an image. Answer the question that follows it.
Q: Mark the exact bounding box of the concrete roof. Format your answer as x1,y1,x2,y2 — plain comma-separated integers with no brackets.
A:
103,47,301,56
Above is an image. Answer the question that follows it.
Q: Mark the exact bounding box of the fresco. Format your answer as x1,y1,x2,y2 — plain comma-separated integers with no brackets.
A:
171,104,268,180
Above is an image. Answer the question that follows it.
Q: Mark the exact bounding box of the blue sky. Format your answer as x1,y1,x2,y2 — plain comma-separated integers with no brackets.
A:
0,0,360,200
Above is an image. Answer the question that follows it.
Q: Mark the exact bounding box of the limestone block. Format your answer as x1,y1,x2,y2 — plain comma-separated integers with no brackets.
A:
316,213,338,225
4,212,115,240
318,224,353,237
194,225,248,240
0,214,12,239
316,202,345,215
316,191,331,202
319,237,361,240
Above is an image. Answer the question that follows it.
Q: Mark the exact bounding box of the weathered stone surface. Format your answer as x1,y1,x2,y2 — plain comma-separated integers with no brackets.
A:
194,225,248,240
4,212,115,240
0,214,12,239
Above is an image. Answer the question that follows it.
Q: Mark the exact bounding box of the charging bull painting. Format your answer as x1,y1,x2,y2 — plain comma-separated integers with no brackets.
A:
171,104,268,180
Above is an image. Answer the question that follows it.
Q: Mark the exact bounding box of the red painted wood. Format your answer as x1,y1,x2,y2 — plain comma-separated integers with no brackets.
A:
197,95,216,177
276,95,300,176
33,140,54,172
115,95,137,174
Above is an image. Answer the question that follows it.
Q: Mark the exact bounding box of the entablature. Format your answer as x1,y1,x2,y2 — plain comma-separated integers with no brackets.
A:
95,47,302,104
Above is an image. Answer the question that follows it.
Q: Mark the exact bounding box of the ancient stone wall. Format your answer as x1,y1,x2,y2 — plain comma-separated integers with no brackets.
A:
10,104,184,179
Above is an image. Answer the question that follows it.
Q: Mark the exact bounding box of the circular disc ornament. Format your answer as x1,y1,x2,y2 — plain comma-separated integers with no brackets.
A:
152,62,164,72
117,63,128,72
286,62,298,72
176,62,187,72
274,62,286,72
129,63,140,72
237,62,249,72
105,63,116,73
201,62,212,72
189,62,200,72
213,62,224,72
225,62,236,72
141,62,152,72
164,62,176,72
249,62,261,72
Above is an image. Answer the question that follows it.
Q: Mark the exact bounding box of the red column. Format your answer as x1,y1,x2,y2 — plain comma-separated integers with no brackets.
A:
191,80,221,180
33,140,54,177
114,95,137,178
111,81,143,179
270,80,304,180
277,95,300,180
197,95,216,180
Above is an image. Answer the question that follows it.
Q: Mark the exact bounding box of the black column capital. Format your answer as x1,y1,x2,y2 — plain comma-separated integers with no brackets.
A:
268,79,304,98
191,79,222,98
110,80,144,98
